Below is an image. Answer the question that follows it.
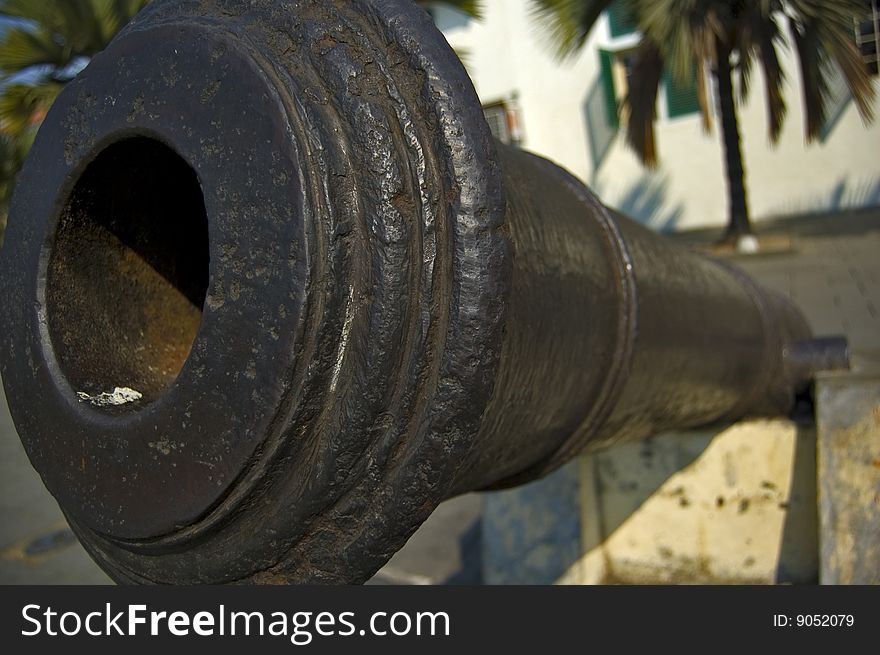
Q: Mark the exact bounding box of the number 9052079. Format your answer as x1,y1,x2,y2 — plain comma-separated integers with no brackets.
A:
796,614,854,627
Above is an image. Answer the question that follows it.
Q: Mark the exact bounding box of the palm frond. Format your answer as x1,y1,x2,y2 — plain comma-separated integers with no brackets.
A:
787,0,875,140
740,5,787,143
642,1,725,67
0,0,153,246
694,62,713,133
0,81,62,138
417,0,483,20
623,37,665,167
0,0,64,26
0,27,68,75
0,118,33,244
530,0,616,60
93,0,151,40
0,0,152,78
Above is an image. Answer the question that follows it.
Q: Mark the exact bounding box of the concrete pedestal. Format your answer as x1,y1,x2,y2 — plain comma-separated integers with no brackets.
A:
484,418,821,584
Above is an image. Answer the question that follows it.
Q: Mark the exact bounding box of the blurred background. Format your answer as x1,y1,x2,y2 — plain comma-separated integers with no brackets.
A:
1,0,878,584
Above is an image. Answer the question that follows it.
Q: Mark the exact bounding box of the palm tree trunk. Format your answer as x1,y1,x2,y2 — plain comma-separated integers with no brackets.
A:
715,39,752,239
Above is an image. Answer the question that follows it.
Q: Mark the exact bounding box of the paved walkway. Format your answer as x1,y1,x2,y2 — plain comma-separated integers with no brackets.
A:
1,207,877,584
725,209,880,362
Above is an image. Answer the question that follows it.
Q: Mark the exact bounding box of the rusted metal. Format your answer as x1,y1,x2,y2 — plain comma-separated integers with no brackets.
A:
0,0,846,584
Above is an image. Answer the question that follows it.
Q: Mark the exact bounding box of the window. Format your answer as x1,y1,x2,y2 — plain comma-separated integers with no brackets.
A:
585,70,617,168
598,48,637,129
598,48,700,127
856,0,879,75
607,0,638,38
820,64,851,141
663,67,701,119
483,101,521,145
823,0,880,139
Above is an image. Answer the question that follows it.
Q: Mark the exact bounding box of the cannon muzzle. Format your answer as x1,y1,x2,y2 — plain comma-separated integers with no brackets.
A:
0,0,845,584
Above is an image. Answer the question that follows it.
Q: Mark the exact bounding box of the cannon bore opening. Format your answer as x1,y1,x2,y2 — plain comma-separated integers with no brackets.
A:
45,136,209,410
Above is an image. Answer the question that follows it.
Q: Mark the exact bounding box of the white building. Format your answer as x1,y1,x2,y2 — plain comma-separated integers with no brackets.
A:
431,0,880,232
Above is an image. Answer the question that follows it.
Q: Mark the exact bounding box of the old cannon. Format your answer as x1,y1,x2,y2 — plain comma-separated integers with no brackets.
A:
0,0,846,584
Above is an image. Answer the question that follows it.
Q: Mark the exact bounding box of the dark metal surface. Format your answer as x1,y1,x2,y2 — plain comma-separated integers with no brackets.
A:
0,0,839,584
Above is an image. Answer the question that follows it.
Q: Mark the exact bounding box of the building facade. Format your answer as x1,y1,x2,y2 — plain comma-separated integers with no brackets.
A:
432,0,880,232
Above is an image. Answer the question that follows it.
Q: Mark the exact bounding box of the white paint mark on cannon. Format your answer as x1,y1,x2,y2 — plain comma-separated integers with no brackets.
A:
76,386,143,407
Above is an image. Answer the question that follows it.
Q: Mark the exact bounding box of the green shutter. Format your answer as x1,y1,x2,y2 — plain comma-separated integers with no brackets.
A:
607,1,638,38
664,66,700,118
599,49,619,129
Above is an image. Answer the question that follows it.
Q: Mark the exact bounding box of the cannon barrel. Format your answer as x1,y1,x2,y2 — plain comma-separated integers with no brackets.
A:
0,0,844,584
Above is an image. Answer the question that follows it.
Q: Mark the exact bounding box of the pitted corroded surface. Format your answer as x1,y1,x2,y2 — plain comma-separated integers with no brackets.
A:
0,0,819,585
1,0,508,584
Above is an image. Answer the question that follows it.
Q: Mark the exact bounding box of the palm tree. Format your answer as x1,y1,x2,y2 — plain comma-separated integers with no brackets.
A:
0,1,480,245
531,0,875,244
